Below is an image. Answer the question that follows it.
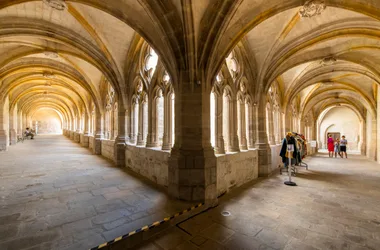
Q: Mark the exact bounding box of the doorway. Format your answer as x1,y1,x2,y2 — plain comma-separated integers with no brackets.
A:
328,132,341,141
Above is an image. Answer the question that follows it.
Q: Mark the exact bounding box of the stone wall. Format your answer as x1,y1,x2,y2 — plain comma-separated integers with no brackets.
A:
125,145,169,187
271,145,282,172
89,136,94,150
216,150,258,197
101,139,114,161
32,109,62,134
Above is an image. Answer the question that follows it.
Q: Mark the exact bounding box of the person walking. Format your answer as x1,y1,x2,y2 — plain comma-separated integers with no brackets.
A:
327,134,334,158
334,138,340,158
340,135,348,158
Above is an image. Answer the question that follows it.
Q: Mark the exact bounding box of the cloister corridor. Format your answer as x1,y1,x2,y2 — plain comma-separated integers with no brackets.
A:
0,136,193,250
1,137,380,250
2,0,380,249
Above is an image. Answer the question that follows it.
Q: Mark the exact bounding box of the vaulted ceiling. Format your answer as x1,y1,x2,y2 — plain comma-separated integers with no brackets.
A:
1,0,380,125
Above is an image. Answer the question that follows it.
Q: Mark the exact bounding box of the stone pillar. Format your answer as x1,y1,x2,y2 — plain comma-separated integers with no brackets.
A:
0,130,8,151
247,103,255,148
74,115,81,143
255,96,272,176
168,70,217,204
129,103,137,144
93,110,103,155
22,114,27,131
137,99,147,146
146,96,158,147
114,106,127,167
81,112,90,147
214,94,225,154
238,99,248,150
228,97,240,152
276,111,284,144
267,106,276,145
17,111,23,136
9,108,17,145
162,94,172,150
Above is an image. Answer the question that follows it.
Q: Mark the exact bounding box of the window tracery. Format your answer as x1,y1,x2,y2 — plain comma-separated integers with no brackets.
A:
210,67,253,154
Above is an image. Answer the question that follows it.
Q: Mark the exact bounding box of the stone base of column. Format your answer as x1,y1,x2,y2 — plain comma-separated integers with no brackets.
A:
74,132,81,143
256,144,272,177
215,137,225,154
93,138,102,155
10,129,17,145
168,147,218,205
161,143,172,151
81,134,90,147
70,131,74,140
146,133,158,148
0,130,9,151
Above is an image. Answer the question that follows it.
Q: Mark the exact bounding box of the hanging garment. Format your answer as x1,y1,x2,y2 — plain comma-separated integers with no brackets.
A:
279,136,298,164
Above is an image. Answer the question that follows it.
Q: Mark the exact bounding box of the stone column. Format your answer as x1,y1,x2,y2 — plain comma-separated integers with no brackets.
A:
17,111,23,136
125,108,131,142
9,108,17,145
81,112,90,147
168,70,217,204
114,105,127,167
129,103,137,144
113,108,118,140
74,115,81,143
137,99,147,146
162,94,172,150
255,96,272,176
0,129,7,151
22,114,27,131
276,111,284,144
228,97,240,152
238,99,248,150
214,94,225,154
93,110,103,155
247,103,255,148
267,107,276,145
146,96,157,147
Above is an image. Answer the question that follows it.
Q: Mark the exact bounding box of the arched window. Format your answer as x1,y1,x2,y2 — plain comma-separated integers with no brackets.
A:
210,92,216,147
155,88,164,146
171,93,175,146
145,47,158,78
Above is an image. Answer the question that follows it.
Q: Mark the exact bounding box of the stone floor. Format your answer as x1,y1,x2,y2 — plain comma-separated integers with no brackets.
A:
136,154,380,250
0,135,192,250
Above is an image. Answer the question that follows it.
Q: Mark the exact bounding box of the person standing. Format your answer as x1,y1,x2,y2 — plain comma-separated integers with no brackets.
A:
327,134,334,158
340,135,348,158
334,138,340,158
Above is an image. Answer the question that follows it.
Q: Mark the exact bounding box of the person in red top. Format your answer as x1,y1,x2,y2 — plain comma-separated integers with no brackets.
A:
327,134,334,157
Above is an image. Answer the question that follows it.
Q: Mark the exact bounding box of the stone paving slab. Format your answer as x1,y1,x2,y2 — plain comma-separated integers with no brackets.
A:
135,154,380,250
0,135,193,250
